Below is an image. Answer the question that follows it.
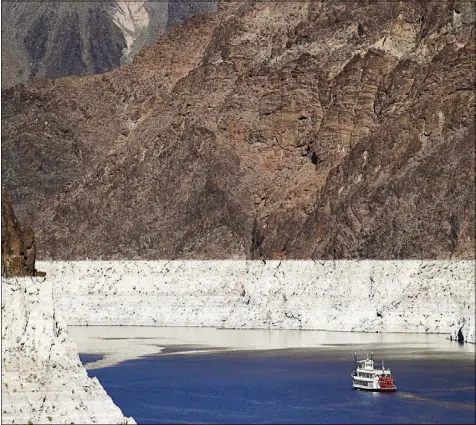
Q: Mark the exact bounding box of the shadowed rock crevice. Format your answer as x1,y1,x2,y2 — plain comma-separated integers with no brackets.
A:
250,218,264,260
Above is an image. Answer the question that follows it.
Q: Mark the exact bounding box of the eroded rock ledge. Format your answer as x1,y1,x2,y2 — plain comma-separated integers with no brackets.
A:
1,276,136,424
1,188,40,277
40,260,475,344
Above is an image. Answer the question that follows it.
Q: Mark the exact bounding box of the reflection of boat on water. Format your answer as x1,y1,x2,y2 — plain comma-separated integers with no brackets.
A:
352,353,397,392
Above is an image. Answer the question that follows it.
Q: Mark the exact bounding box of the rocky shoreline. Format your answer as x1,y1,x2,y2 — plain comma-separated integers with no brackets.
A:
1,275,135,425
40,260,475,344
2,258,473,423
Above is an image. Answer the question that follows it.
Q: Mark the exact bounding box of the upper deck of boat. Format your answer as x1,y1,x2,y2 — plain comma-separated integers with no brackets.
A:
355,359,392,377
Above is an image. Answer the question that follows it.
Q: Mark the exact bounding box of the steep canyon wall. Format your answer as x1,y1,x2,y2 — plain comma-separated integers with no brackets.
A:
38,260,475,343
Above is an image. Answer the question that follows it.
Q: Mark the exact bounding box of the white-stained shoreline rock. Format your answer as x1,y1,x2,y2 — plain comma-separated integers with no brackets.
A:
38,260,475,344
1,276,136,425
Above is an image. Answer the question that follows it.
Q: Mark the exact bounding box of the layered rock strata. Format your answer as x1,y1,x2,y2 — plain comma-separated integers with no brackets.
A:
1,275,136,424
39,260,475,344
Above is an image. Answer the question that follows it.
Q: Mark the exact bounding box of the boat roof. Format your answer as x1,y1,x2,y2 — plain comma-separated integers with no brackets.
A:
356,358,388,364
356,367,391,372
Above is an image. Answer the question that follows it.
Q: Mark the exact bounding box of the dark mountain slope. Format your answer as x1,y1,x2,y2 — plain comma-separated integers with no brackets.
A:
2,1,474,260
1,1,216,89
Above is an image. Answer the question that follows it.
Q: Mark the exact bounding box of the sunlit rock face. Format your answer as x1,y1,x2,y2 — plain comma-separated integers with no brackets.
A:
1,275,136,424
38,260,475,344
1,0,216,89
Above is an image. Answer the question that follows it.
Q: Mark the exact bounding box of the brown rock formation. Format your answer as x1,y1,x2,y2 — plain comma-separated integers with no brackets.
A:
1,1,475,260
1,188,41,277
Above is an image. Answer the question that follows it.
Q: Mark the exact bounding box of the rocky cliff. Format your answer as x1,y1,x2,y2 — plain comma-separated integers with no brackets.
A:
1,188,39,277
38,260,475,344
1,191,135,423
1,275,136,424
1,0,216,89
2,1,475,260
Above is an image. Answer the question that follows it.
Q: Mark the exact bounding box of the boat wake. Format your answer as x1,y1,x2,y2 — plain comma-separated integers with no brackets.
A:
396,392,475,410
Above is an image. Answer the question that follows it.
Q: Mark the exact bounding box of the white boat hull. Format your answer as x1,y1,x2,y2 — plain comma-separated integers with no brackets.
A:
352,383,397,392
352,378,397,392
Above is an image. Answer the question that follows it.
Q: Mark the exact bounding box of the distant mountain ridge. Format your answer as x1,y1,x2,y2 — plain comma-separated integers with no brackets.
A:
2,1,474,260
1,0,216,88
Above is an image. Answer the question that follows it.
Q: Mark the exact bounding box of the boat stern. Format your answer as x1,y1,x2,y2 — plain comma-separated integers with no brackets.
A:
378,376,397,391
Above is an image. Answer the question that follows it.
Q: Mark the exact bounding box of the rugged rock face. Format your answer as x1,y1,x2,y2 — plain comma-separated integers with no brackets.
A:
1,188,39,277
2,1,475,260
1,0,216,89
38,260,476,344
1,275,136,424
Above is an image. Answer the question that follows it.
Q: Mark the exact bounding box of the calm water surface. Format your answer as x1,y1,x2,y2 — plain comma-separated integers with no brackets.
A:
77,330,475,424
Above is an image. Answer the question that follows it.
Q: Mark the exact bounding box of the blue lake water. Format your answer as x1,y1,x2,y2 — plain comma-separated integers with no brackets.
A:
78,334,476,424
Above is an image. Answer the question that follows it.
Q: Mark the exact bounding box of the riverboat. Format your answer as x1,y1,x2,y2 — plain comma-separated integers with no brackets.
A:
351,353,397,392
